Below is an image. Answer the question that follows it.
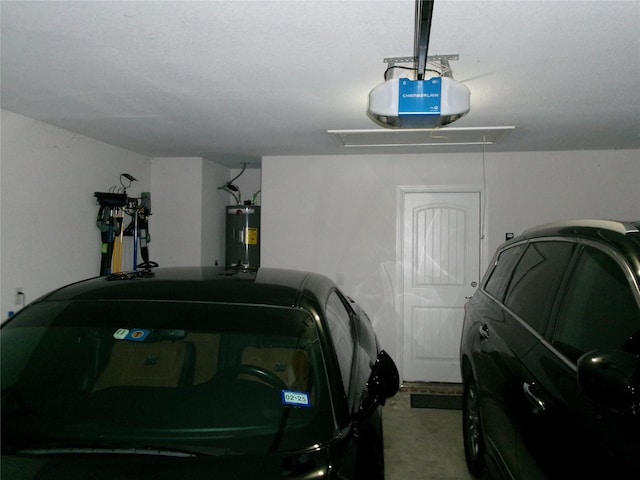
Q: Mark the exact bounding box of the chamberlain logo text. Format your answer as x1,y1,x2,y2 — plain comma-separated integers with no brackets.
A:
402,93,439,98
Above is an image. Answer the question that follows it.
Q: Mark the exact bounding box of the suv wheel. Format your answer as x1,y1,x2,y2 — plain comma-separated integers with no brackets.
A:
463,375,486,477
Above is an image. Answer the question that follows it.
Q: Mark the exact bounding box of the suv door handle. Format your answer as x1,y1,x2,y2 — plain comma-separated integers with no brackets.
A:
479,324,490,340
523,381,546,414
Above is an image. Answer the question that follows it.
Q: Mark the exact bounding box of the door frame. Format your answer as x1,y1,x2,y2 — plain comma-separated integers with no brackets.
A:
395,185,487,382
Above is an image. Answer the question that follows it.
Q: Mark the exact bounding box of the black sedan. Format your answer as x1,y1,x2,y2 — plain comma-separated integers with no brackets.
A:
1,266,399,479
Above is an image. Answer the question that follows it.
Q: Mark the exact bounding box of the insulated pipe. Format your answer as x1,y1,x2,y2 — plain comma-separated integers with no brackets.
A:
415,0,435,80
218,162,248,204
227,162,247,187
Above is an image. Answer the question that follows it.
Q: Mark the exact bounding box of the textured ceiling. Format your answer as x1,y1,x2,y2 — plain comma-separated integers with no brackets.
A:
1,0,639,168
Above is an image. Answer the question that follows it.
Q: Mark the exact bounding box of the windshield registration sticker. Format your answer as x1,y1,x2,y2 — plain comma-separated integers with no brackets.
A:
282,390,311,408
113,328,130,339
113,328,150,342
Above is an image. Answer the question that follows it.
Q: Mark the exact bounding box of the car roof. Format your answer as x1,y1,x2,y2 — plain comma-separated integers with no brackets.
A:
503,219,640,269
522,219,640,238
518,219,640,249
35,267,337,309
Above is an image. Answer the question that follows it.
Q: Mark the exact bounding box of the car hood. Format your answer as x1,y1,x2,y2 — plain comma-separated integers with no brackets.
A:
1,448,332,480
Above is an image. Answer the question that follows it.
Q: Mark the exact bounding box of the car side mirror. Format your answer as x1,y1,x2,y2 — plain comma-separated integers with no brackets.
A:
356,350,400,421
368,350,400,399
577,350,640,414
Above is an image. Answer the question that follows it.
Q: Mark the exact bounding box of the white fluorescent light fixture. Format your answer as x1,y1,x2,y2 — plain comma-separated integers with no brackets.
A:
328,126,515,148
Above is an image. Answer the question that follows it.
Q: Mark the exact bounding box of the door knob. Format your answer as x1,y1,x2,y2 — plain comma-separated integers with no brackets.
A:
479,324,490,340
523,381,546,414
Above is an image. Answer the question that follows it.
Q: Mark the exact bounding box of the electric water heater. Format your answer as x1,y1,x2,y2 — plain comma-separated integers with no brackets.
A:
225,205,260,268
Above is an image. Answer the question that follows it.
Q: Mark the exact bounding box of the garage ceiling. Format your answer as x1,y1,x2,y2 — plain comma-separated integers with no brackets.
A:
1,0,639,168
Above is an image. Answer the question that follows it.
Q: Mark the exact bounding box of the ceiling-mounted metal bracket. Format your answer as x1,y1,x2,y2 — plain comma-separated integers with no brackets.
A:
383,54,459,77
383,54,459,67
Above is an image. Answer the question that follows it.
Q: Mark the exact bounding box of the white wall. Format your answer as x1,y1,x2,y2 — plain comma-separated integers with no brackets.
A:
149,157,235,268
486,151,640,250
202,159,235,266
1,109,151,318
150,157,207,267
261,150,640,365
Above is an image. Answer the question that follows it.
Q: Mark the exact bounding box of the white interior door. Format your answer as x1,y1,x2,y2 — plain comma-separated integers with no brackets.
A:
400,190,481,383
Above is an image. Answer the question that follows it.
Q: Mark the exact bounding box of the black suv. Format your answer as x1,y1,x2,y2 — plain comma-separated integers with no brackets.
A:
1,267,399,480
460,220,640,479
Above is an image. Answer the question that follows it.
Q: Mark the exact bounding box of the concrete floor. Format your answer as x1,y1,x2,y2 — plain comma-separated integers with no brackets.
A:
384,389,475,480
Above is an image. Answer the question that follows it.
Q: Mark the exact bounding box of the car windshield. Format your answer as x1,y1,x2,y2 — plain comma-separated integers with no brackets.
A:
1,300,333,455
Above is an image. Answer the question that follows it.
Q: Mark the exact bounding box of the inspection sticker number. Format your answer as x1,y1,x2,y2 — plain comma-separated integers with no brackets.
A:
282,390,311,408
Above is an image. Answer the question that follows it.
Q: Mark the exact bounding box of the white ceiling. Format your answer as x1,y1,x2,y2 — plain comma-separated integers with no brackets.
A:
2,0,639,168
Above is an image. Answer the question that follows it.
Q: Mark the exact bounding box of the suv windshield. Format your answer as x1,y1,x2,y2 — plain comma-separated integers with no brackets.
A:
2,300,331,455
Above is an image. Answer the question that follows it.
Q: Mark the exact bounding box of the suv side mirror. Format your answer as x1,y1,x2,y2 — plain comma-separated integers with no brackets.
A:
356,350,400,421
577,350,640,414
